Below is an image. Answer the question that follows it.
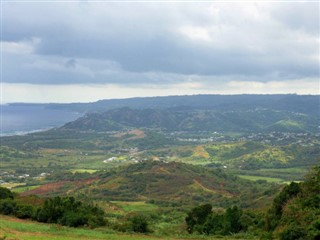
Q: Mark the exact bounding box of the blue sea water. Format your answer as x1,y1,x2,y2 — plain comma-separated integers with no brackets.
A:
0,105,82,136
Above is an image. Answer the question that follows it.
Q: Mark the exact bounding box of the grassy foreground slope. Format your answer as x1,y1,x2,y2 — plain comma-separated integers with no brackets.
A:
0,215,254,240
0,215,167,240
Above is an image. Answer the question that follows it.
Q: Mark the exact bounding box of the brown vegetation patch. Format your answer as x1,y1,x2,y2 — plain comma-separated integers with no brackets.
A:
193,145,210,159
150,165,171,174
21,181,67,196
114,129,145,139
21,178,98,196
39,148,65,154
193,177,235,198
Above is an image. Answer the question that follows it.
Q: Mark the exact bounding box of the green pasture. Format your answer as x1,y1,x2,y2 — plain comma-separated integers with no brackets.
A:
257,167,308,174
69,169,98,173
0,182,25,189
0,148,131,173
111,201,158,213
237,175,283,183
0,215,163,240
11,185,40,193
0,215,254,240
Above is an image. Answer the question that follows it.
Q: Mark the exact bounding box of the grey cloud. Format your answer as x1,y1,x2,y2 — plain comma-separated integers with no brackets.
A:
270,2,320,35
2,2,319,85
34,36,318,78
65,59,77,69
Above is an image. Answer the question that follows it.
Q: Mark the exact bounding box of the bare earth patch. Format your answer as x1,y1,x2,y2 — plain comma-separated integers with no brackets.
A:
114,129,145,140
21,178,98,196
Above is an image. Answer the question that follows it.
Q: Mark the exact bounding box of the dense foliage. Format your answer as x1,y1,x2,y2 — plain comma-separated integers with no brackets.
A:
185,204,260,236
0,187,14,200
185,165,320,239
270,166,320,240
0,187,106,228
35,196,106,227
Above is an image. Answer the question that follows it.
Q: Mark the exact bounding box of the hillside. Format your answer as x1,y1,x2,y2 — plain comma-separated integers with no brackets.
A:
0,215,186,240
47,94,319,116
2,166,318,240
203,142,320,169
62,106,319,133
23,161,279,208
0,215,257,240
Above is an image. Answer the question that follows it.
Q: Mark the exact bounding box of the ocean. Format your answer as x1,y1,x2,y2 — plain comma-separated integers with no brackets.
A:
1,104,82,136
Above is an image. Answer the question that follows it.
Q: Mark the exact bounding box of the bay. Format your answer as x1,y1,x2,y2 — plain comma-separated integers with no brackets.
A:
1,104,82,136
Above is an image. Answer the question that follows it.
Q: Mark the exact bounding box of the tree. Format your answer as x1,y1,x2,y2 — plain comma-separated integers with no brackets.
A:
0,199,16,215
279,225,307,240
223,206,243,234
202,212,224,235
266,182,301,231
267,166,320,239
16,204,34,219
185,204,212,233
129,214,149,233
0,187,14,200
59,211,88,227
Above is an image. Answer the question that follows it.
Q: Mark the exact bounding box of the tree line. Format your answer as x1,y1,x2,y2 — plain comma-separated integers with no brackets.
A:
0,190,106,228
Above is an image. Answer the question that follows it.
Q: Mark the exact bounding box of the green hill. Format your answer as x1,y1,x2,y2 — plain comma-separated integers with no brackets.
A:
48,94,320,117
203,142,320,170
23,161,279,209
62,107,319,133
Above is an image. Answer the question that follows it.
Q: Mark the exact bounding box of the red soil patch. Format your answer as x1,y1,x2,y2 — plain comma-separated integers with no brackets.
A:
21,178,98,196
194,177,235,198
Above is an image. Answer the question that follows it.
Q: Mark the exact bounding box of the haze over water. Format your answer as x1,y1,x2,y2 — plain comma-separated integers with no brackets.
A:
1,105,81,136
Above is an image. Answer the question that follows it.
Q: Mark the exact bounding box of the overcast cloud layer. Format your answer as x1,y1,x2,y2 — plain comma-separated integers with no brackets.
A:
1,2,319,103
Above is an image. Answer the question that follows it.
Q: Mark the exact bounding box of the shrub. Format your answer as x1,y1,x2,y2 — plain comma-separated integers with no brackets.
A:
16,204,34,219
279,225,307,240
129,214,149,233
0,187,14,200
185,203,212,233
0,199,16,215
59,211,88,227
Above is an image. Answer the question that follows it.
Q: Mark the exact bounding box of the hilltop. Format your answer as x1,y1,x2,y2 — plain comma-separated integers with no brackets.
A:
48,94,319,116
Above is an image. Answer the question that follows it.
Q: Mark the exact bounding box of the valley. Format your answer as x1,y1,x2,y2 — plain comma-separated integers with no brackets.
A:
0,95,319,239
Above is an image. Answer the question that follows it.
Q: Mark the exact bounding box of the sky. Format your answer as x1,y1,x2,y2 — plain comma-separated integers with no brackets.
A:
1,1,319,103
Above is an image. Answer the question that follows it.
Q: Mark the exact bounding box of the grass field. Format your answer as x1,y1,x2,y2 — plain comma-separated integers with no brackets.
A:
0,183,25,189
111,201,158,213
237,175,283,183
11,185,40,193
0,215,255,240
257,167,308,174
69,169,98,173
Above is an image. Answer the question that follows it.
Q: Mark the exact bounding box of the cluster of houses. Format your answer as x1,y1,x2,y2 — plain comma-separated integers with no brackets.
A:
169,131,319,145
0,171,49,185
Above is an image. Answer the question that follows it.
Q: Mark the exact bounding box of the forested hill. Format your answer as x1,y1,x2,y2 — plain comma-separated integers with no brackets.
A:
62,106,319,133
48,94,319,116
22,161,279,208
